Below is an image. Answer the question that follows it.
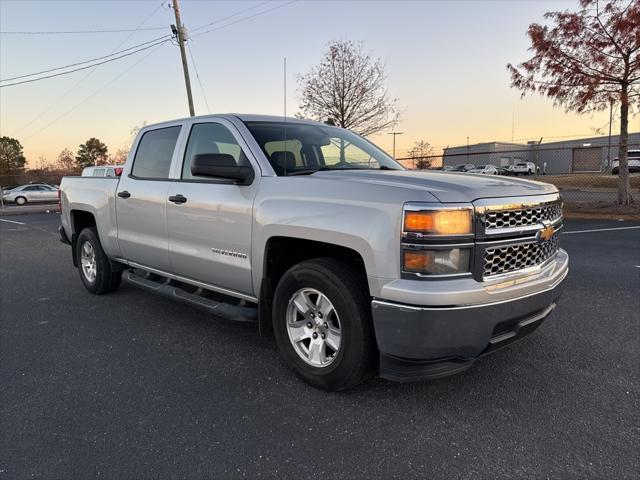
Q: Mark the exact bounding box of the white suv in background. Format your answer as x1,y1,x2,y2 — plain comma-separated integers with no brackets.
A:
612,150,640,175
508,162,536,175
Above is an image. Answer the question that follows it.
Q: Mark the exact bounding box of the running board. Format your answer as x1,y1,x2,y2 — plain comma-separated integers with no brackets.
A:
124,270,258,323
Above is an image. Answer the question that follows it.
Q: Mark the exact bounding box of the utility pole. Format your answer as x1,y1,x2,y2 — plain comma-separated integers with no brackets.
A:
607,100,613,169
388,132,403,159
171,0,195,116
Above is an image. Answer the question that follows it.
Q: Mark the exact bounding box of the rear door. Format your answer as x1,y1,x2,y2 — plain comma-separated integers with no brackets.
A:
116,125,182,272
166,119,259,296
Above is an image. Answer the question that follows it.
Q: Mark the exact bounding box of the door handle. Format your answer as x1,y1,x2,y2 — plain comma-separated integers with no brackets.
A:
117,190,131,199
168,194,187,204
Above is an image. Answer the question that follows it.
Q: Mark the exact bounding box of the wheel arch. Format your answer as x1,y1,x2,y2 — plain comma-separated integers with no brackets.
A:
69,210,97,267
257,236,369,336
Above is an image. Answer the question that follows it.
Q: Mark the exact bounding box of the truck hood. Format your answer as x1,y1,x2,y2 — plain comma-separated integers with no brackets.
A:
311,170,558,203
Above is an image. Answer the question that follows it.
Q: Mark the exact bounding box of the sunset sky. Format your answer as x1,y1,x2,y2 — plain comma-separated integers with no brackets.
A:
1,0,638,166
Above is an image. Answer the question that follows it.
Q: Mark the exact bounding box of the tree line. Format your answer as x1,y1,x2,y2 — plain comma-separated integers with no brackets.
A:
0,136,129,187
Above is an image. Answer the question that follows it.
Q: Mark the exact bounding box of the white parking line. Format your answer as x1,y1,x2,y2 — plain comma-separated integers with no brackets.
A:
563,226,640,235
0,218,26,225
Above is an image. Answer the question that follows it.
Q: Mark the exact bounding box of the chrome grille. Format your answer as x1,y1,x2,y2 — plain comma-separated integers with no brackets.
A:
484,202,562,230
483,235,560,278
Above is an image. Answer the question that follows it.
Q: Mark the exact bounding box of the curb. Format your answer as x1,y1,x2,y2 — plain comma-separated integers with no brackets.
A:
0,204,60,216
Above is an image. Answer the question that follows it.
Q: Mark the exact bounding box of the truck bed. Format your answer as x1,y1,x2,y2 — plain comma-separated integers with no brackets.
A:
60,176,121,259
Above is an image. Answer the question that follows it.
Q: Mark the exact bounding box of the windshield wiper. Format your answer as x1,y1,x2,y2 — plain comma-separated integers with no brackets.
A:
286,166,396,176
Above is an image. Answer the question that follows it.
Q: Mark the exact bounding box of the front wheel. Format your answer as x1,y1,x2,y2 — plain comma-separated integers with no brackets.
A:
272,258,377,391
75,227,122,294
15,196,27,205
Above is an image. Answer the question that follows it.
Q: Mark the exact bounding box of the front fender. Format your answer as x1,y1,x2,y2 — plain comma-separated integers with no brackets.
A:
251,177,440,297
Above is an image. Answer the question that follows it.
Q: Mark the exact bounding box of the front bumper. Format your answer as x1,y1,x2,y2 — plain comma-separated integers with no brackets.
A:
372,251,568,382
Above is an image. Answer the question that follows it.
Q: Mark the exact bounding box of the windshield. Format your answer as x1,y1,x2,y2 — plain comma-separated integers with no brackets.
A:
244,121,403,176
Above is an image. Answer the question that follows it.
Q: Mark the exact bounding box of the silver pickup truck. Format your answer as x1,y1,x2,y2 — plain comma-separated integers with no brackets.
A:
59,114,568,390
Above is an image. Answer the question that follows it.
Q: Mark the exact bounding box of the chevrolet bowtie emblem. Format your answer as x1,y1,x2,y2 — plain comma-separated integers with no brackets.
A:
537,221,555,243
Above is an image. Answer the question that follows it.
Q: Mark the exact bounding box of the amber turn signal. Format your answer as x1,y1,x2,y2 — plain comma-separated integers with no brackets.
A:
404,209,472,235
403,251,434,272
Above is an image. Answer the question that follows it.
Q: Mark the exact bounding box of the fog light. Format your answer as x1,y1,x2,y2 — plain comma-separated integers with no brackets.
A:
403,248,470,275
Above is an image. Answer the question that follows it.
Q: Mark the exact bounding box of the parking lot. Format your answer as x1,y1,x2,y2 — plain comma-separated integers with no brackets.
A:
1,213,638,479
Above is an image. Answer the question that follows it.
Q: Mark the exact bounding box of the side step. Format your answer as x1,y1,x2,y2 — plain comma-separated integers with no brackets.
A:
124,270,258,323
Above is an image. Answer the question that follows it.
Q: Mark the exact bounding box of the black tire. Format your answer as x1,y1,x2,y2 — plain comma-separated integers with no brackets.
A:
15,196,27,205
75,227,122,294
612,168,619,175
272,258,377,391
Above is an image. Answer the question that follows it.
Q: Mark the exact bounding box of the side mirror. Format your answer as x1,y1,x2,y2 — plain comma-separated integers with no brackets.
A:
191,153,254,184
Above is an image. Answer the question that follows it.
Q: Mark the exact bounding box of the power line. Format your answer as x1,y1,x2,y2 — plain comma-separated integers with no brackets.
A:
188,0,272,34
9,1,167,137
0,35,170,83
4,0,300,138
0,26,167,35
191,0,299,39
187,43,211,114
22,43,168,141
0,38,171,88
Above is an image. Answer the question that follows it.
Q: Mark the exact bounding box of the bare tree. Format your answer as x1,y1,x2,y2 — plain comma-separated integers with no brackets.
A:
111,148,129,165
297,40,399,137
56,148,76,172
406,140,435,169
507,0,639,205
36,156,49,171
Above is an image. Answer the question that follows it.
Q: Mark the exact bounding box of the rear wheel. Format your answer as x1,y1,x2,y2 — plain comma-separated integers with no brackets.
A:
15,196,26,205
75,227,122,294
272,258,377,391
612,167,619,175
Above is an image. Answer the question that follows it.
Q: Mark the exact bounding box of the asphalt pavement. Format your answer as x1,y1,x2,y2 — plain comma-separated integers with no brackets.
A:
1,214,638,479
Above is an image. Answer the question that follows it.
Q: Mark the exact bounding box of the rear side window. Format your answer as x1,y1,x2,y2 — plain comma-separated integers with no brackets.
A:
132,126,181,179
94,168,105,177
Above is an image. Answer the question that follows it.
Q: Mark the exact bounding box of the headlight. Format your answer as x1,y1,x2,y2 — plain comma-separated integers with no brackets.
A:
403,248,471,275
404,209,472,235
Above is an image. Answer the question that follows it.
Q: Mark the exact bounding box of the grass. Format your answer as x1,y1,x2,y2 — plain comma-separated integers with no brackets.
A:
564,201,640,221
532,173,640,190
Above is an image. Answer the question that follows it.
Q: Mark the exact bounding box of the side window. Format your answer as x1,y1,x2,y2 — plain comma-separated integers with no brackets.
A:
182,123,248,180
131,126,181,179
94,168,106,177
106,168,115,177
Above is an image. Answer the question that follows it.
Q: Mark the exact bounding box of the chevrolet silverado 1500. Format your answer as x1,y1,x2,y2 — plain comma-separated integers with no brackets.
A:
59,114,568,390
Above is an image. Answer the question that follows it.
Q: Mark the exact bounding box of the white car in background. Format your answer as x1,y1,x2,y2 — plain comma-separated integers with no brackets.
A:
1,183,59,205
467,165,498,175
81,165,124,177
508,162,536,175
611,150,640,175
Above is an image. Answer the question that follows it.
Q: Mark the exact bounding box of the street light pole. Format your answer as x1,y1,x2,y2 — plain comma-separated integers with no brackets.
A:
171,0,195,117
388,132,403,159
